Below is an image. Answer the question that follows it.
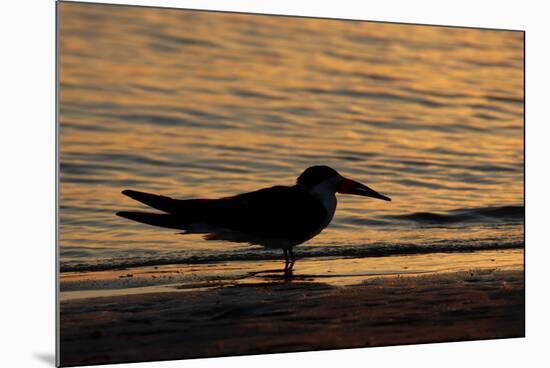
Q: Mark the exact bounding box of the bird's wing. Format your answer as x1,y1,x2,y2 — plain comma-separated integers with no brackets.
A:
118,186,328,246
202,186,328,245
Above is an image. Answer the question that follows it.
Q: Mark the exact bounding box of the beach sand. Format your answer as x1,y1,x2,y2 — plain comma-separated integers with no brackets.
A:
59,250,524,366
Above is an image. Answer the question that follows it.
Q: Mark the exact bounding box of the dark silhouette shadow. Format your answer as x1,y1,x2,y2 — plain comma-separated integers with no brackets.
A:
117,166,391,273
34,353,55,366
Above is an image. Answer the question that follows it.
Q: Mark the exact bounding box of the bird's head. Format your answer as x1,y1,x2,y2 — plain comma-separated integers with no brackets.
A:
297,165,391,201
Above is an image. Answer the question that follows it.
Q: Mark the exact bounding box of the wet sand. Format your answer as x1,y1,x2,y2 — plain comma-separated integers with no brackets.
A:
59,250,524,366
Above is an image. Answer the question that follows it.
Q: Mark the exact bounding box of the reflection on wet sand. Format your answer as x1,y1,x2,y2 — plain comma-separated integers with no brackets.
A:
60,249,523,301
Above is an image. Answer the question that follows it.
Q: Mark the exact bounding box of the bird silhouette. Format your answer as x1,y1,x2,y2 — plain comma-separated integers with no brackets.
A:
117,165,391,275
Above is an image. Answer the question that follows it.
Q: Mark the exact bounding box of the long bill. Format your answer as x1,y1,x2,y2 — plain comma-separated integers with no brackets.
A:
337,178,391,201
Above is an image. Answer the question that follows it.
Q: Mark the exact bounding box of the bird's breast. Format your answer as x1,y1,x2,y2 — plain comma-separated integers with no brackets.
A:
310,190,337,231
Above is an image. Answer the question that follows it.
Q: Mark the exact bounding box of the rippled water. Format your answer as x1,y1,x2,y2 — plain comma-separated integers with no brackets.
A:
59,3,524,272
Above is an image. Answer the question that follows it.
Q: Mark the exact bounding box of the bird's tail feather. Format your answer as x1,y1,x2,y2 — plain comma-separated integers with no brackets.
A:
116,211,188,230
122,189,182,214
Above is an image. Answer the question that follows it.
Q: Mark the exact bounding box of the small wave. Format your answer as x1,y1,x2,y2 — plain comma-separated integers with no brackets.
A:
297,88,447,108
150,31,220,49
389,205,524,225
60,238,523,273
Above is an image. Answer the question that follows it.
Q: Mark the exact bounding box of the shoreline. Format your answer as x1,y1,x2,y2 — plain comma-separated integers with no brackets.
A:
60,248,523,301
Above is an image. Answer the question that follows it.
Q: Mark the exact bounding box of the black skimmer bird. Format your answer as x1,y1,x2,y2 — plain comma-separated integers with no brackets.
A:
117,166,391,274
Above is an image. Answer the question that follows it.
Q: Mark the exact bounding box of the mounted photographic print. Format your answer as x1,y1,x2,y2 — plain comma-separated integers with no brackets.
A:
57,1,525,366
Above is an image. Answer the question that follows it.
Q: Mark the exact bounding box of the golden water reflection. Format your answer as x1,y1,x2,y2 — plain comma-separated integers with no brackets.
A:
59,3,524,269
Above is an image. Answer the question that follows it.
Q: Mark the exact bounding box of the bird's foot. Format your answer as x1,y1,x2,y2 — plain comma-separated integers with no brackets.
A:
282,248,296,279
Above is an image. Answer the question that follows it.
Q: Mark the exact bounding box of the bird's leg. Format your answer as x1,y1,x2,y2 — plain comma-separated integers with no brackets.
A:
283,249,289,273
288,248,296,271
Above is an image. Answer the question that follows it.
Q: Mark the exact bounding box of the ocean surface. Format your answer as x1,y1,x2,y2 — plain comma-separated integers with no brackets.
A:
59,3,524,273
